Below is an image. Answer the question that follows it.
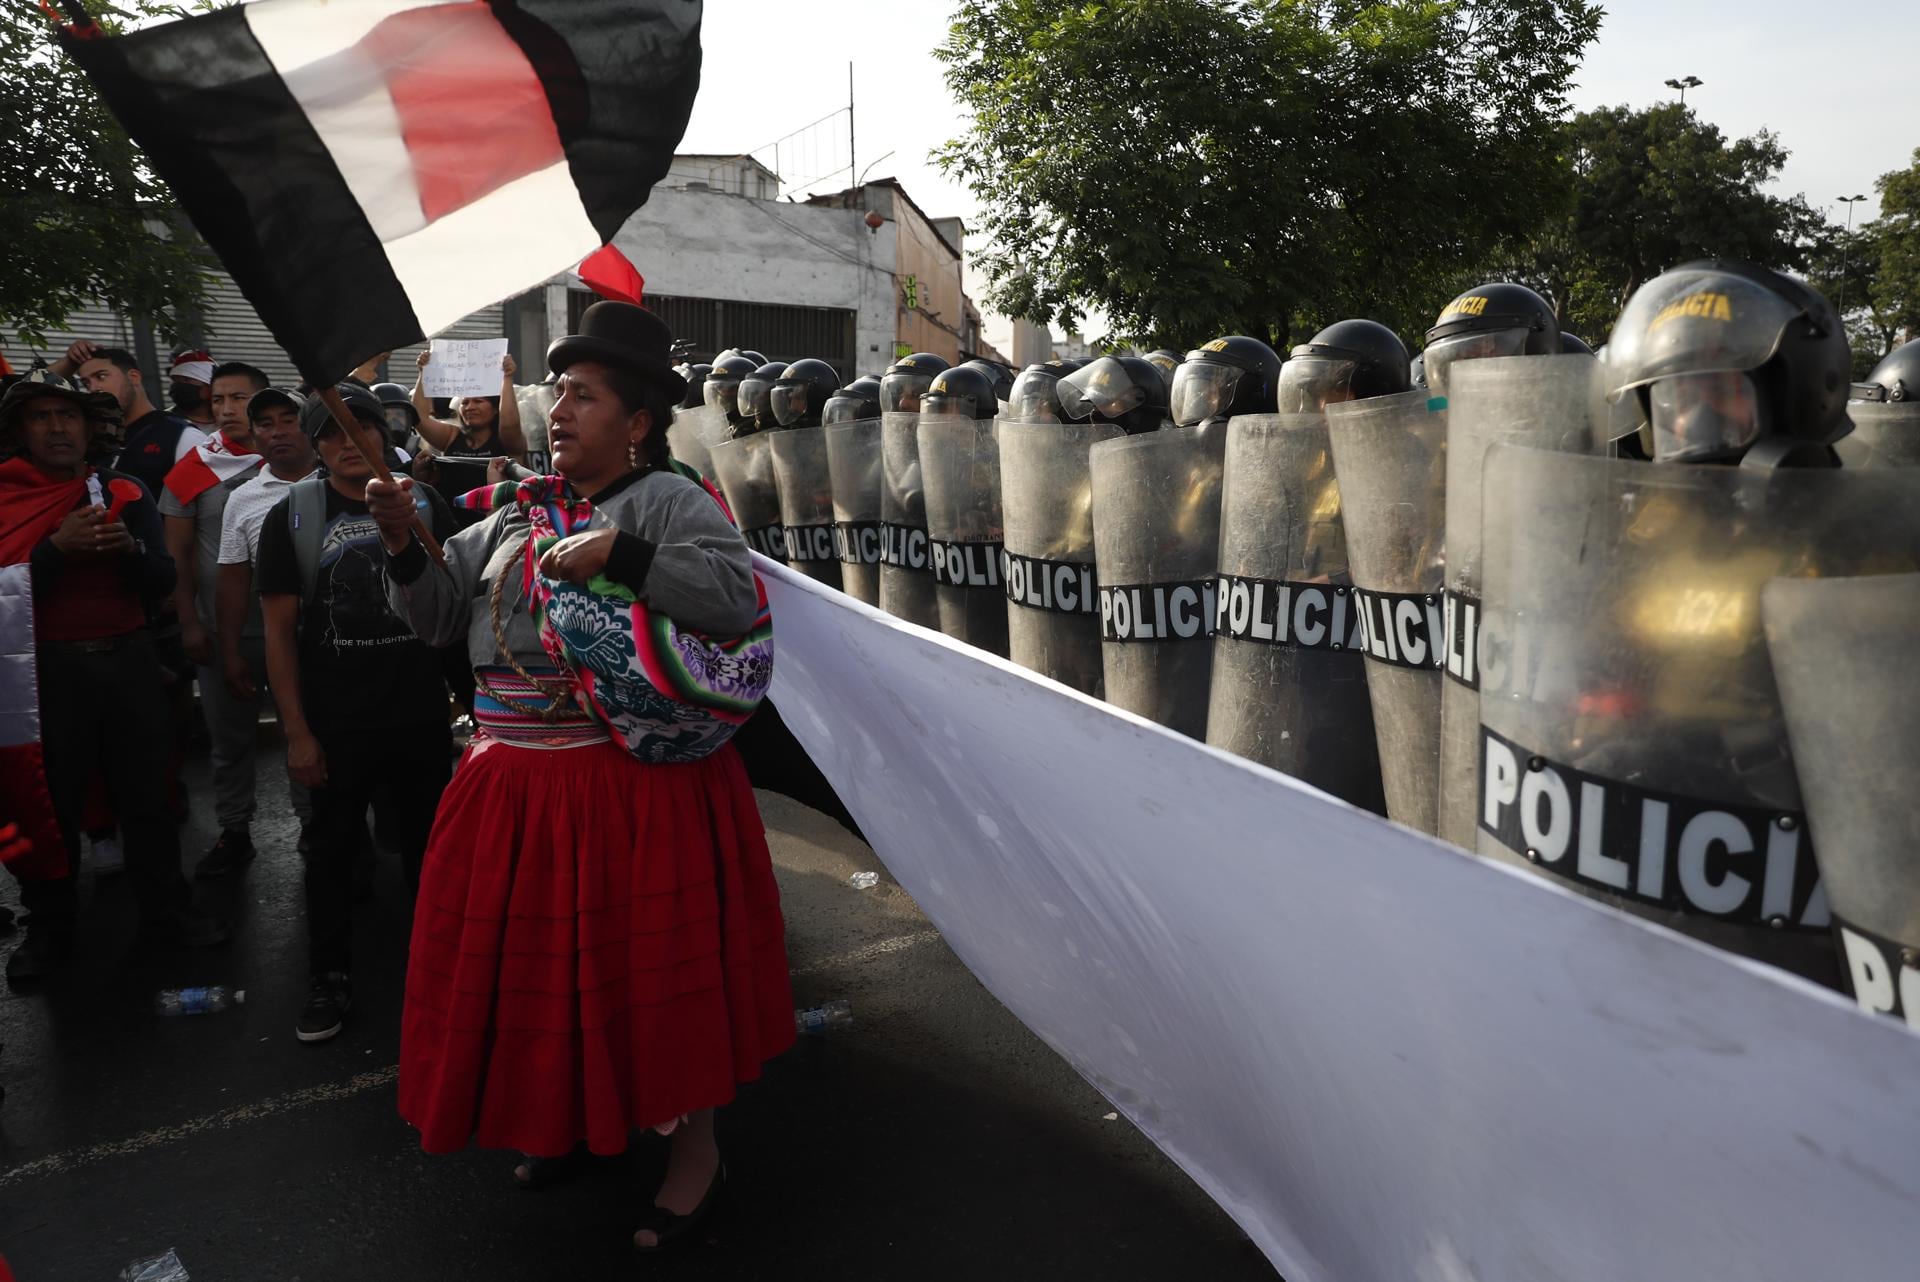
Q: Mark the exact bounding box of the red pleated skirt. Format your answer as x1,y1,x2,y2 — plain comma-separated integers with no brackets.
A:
398,734,796,1156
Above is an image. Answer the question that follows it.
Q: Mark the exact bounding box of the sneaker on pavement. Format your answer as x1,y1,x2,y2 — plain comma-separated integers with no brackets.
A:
194,829,256,880
92,834,125,877
140,908,232,951
6,925,75,984
296,972,353,1042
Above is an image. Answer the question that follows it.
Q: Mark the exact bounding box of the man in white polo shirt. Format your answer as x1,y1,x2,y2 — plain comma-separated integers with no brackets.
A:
210,387,319,866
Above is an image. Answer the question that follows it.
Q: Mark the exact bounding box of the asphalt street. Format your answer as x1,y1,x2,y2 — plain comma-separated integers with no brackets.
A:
0,731,1279,1281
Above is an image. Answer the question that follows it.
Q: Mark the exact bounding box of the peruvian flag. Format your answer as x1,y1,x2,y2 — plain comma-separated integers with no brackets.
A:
56,0,701,384
162,433,262,507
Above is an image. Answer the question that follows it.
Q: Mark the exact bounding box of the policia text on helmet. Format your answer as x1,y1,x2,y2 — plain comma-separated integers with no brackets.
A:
1421,282,1561,398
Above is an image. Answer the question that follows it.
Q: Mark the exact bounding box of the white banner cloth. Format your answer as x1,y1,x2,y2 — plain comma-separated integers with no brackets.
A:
755,556,1920,1282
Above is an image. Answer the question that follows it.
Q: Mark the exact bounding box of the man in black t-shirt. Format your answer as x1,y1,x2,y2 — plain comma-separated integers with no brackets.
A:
256,383,455,1044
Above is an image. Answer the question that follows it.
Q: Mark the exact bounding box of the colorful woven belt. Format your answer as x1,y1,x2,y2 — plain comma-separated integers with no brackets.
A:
471,666,609,749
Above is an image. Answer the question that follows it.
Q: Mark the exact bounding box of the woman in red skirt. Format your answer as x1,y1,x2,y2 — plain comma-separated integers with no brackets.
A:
368,301,793,1251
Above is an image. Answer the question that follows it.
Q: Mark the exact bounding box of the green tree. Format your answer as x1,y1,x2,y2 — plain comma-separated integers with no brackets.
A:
935,0,1601,350
1804,151,1920,376
0,1,210,350
1495,103,1830,343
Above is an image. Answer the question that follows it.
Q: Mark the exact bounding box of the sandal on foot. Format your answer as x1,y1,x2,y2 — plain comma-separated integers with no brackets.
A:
513,1144,591,1189
632,1163,726,1253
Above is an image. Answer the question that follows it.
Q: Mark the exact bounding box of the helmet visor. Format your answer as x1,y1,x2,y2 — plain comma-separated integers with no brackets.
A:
1007,370,1062,422
1169,360,1242,426
1607,268,1802,402
1648,371,1764,463
1422,328,1531,397
1276,357,1359,413
737,376,774,420
921,389,983,419
881,371,934,414
1057,358,1146,423
705,377,741,417
822,393,868,425
769,383,811,426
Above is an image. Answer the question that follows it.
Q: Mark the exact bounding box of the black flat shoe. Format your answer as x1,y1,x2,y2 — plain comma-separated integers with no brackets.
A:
632,1162,725,1253
513,1144,591,1189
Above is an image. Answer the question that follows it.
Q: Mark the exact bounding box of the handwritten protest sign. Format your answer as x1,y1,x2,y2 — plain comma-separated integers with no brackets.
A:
422,338,509,398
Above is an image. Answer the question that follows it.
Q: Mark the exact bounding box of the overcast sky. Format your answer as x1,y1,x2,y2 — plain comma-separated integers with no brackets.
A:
680,0,1917,234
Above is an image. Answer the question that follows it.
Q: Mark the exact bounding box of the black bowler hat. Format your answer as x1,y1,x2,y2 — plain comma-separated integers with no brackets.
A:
546,301,688,404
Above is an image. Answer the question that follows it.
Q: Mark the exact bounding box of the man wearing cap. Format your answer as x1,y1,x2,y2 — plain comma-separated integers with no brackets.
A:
158,362,273,875
0,378,228,983
255,384,455,1042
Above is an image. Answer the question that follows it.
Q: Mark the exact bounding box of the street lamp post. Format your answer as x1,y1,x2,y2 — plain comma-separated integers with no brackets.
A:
1837,194,1868,318
1663,75,1703,105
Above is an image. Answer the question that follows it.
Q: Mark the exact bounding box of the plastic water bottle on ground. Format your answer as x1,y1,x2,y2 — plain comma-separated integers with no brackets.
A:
795,1000,853,1035
120,1248,190,1281
154,987,244,1017
847,871,879,890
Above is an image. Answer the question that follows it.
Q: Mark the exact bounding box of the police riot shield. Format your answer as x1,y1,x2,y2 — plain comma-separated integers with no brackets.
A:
823,417,884,606
1477,445,1920,985
1323,391,1448,835
1764,573,1920,1026
768,428,842,590
920,415,1009,656
1205,413,1384,813
1836,401,1920,469
705,432,786,563
1000,420,1123,695
1090,424,1228,739
668,403,726,480
1437,356,1599,849
879,411,939,627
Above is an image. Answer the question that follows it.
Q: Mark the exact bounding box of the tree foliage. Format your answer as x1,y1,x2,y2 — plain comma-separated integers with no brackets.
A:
0,0,210,349
936,0,1602,350
1494,103,1830,343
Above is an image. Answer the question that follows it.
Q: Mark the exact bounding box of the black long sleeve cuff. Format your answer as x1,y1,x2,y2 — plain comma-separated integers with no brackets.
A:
605,530,657,594
386,533,430,585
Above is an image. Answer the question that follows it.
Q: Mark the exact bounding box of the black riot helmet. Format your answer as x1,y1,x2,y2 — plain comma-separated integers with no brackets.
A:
678,363,712,410
1281,319,1411,411
879,352,951,413
734,361,788,435
704,354,759,424
959,359,1015,403
370,382,418,444
1423,282,1561,396
1142,349,1183,391
920,364,999,420
1558,332,1595,358
1606,259,1853,467
1057,355,1169,435
1854,337,1920,404
1006,359,1082,423
715,347,767,367
770,358,843,429
823,375,883,425
1169,335,1283,428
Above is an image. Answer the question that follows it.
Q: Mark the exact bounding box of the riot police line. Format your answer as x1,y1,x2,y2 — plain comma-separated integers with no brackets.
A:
666,264,1920,1029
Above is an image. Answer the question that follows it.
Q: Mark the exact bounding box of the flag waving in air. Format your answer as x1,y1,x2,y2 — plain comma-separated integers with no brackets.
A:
56,0,701,384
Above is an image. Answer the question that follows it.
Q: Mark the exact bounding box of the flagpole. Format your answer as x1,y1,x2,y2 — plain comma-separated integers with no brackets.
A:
318,386,447,567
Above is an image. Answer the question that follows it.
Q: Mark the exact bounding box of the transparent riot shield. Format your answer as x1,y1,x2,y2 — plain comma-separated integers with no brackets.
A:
1206,413,1384,813
920,415,1009,655
1000,420,1123,695
705,432,786,563
879,411,939,627
769,428,842,589
1765,572,1920,1025
1437,356,1599,849
668,403,726,481
1090,423,1228,739
1324,390,1448,835
1836,401,1920,469
1478,444,1920,985
824,417,884,606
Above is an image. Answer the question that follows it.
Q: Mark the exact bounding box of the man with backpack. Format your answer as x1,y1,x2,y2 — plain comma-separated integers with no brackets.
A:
254,384,455,1043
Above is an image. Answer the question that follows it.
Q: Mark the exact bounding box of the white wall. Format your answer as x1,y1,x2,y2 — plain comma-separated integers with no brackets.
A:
611,187,899,377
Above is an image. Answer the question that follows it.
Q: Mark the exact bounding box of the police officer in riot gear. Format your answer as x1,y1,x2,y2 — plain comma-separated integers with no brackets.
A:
769,359,843,431
959,359,1015,404
1853,336,1920,403
704,353,759,434
1422,282,1560,396
1841,337,1920,467
678,363,713,410
371,381,418,448
880,353,951,414
715,347,767,367
1169,336,1284,430
1057,356,1169,435
1279,320,1412,412
1005,359,1087,423
1606,259,1852,468
1142,349,1183,391
921,365,1000,420
823,375,882,425
731,361,789,438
